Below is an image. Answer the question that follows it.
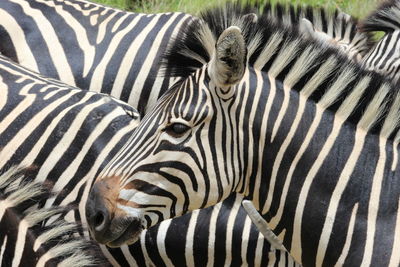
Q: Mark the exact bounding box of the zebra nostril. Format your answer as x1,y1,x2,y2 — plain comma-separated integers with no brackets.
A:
94,211,107,231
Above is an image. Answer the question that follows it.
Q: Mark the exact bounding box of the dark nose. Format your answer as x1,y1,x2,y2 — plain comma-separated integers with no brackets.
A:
86,182,112,243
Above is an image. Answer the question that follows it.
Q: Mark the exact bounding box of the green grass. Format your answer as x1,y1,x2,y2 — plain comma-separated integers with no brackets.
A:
92,0,379,18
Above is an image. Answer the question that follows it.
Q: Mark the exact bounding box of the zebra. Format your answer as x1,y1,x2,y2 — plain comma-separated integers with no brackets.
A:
0,0,370,265
360,0,400,83
0,164,107,266
86,3,400,267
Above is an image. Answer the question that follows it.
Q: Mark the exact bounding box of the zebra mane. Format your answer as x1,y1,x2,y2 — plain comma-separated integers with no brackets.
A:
263,3,374,55
164,3,400,141
0,166,105,266
360,0,400,32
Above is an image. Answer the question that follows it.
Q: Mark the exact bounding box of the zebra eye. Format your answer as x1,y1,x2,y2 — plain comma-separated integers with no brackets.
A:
164,123,190,138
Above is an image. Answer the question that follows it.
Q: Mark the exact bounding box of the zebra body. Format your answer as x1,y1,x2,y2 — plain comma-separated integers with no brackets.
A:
87,3,400,267
360,0,400,83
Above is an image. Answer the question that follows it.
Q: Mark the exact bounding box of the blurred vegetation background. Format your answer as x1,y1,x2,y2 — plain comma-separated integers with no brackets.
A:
92,0,380,18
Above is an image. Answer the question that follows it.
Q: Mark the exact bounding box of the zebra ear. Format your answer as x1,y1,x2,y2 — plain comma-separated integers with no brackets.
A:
208,26,247,89
299,18,315,38
299,18,331,43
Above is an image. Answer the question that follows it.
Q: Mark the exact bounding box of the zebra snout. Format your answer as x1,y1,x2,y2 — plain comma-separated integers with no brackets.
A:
86,176,121,244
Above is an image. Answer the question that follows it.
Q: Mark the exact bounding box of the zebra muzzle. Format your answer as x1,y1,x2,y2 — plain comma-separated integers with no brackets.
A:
86,176,144,246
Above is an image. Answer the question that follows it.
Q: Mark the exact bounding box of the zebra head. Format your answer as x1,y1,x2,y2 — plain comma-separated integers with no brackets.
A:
86,24,249,247
299,17,364,62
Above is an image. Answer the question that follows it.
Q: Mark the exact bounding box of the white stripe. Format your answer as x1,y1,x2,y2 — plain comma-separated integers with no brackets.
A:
121,245,137,266
100,245,121,267
96,11,119,44
140,230,154,267
185,209,199,266
89,14,143,93
206,202,221,267
9,0,75,85
259,75,278,211
289,106,324,263
156,219,174,266
35,0,96,77
268,96,307,228
34,99,110,182
0,82,37,137
11,220,28,267
255,233,266,266
110,14,160,100
360,138,387,267
0,235,7,264
388,198,400,267
392,142,399,171
315,131,367,267
0,77,8,112
0,90,81,168
334,203,358,267
128,13,183,107
224,195,242,266
0,9,38,71
240,214,252,265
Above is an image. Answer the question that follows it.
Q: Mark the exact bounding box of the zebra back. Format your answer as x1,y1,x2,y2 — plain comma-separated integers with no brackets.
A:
0,165,108,266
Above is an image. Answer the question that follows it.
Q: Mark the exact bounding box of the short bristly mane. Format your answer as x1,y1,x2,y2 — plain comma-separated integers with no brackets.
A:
360,0,400,32
163,3,400,142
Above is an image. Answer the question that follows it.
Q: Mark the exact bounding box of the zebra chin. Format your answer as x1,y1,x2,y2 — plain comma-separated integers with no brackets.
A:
86,202,145,247
103,218,144,248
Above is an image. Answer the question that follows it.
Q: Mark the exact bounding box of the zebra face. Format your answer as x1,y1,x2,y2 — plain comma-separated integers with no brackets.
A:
86,26,248,246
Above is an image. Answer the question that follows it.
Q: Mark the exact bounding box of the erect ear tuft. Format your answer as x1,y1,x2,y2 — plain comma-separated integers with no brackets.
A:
299,18,315,38
208,26,247,88
299,18,332,44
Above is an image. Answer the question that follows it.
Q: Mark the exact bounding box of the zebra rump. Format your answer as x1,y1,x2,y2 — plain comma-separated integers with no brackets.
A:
0,166,107,264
